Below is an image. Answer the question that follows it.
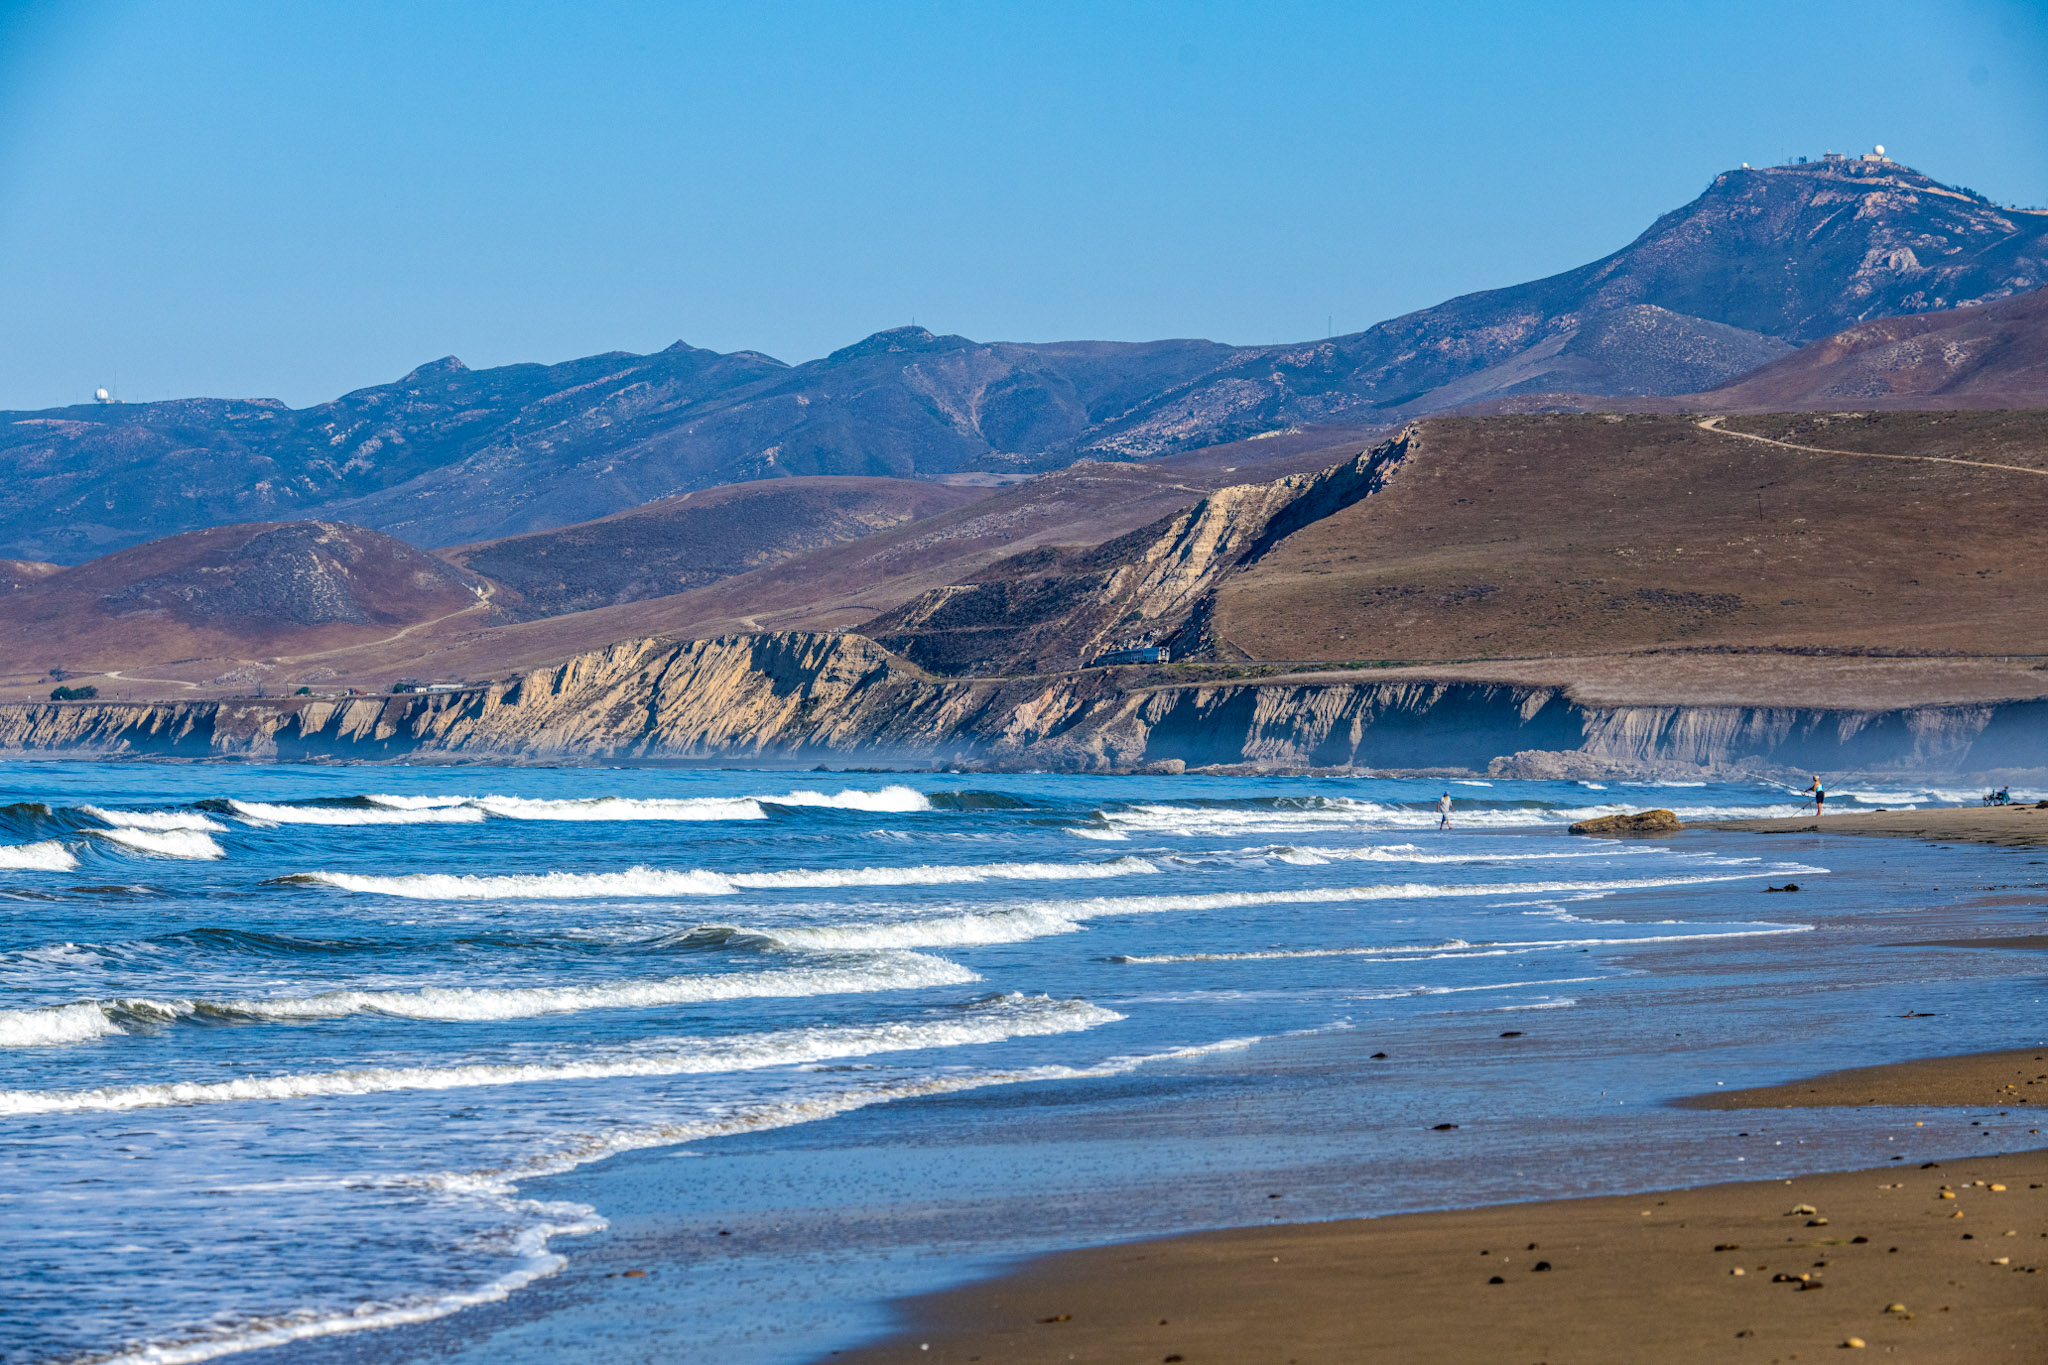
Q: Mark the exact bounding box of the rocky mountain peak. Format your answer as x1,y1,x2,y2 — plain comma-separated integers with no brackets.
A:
823,326,966,365
399,356,471,383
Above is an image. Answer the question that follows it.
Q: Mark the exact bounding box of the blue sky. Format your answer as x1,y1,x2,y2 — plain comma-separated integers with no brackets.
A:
1,0,2043,410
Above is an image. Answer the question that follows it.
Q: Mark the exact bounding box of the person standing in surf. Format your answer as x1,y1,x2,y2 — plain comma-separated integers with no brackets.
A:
1805,774,1826,817
1437,792,1453,831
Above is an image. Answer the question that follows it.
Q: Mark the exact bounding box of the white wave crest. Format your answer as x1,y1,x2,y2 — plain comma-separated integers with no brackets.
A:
294,866,736,899
1280,844,1650,865
353,785,930,822
728,856,1156,890
1051,871,1789,922
757,785,931,812
229,800,485,827
463,795,768,822
0,996,1123,1115
0,1001,125,1047
199,955,979,1022
87,828,225,860
766,907,1088,951
1113,923,1813,962
1102,799,1814,835
0,839,78,871
79,806,229,832
290,856,1157,900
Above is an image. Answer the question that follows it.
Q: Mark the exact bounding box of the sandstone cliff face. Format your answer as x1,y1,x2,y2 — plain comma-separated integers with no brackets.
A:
3,630,2042,777
863,433,1413,674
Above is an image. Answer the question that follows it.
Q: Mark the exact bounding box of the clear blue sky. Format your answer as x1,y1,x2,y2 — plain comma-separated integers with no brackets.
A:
1,0,2043,410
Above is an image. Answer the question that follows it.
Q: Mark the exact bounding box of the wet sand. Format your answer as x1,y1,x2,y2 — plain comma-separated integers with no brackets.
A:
1699,805,2048,848
1682,1049,2048,1112
835,1052,2048,1365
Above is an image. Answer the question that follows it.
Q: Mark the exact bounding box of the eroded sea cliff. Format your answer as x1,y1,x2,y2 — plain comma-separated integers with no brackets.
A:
2,630,2041,776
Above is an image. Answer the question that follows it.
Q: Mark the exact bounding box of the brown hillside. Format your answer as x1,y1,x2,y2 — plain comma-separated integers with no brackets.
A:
1694,286,2048,410
441,476,986,618
0,427,1378,699
0,521,494,683
1208,412,2048,661
0,559,62,594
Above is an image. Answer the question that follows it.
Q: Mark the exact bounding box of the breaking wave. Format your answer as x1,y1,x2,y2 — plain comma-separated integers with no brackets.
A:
80,806,229,833
0,1001,125,1047
354,785,932,823
226,800,486,827
86,828,225,860
0,840,79,871
281,856,1159,900
0,995,1122,1114
0,954,979,1040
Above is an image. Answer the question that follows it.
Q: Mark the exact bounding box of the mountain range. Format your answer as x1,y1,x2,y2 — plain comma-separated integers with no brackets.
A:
4,157,2043,562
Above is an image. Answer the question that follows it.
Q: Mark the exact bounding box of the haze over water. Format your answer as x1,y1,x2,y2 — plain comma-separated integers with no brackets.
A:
1,763,2038,1364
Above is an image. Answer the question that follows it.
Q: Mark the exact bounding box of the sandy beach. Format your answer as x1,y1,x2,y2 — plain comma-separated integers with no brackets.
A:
836,1049,2048,1365
1699,805,2048,848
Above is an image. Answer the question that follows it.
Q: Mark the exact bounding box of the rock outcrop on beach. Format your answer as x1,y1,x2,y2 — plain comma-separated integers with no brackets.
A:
5,630,2045,777
1567,809,1680,836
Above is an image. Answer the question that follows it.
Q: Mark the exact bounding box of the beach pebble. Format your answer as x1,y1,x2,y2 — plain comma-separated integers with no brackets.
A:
1532,1261,1551,1271
1731,1267,1746,1276
1432,1123,1459,1130
1989,1183,2007,1191
1843,1337,1866,1349
1806,1217,1829,1226
1790,1204,1818,1215
1991,1256,2010,1265
1884,1303,1909,1314
1488,1276,1505,1284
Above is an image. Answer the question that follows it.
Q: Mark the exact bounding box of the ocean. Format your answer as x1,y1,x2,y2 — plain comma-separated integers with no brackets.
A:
1,762,2040,1364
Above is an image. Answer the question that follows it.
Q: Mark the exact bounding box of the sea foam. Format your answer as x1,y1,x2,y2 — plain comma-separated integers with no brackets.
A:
284,856,1159,900
0,996,1122,1114
4,955,980,1037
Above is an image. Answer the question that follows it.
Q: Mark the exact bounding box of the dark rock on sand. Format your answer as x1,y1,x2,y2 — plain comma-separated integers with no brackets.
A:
1567,809,1679,836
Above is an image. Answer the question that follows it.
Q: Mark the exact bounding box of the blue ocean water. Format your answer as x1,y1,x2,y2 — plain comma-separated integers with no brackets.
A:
0,762,2038,1365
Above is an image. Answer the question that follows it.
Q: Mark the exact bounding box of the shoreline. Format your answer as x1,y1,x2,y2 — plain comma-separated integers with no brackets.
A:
833,1048,2048,1364
1698,805,2048,848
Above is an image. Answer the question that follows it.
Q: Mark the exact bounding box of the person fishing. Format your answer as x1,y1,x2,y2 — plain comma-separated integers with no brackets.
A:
1804,774,1826,817
1437,791,1453,831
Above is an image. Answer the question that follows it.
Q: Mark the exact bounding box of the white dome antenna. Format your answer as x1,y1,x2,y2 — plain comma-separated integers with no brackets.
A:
1874,144,1886,157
